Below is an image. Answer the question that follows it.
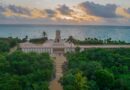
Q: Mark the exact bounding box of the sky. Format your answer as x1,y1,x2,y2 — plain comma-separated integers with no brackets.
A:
0,0,130,25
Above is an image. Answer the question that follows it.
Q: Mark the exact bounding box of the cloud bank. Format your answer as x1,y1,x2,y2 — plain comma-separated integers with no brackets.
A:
78,1,117,18
0,1,130,25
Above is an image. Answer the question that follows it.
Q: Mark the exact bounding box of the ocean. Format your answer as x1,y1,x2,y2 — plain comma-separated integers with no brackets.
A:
0,25,130,42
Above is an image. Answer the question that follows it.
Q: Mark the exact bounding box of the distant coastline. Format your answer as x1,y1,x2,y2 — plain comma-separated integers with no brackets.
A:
0,24,130,27
0,25,130,42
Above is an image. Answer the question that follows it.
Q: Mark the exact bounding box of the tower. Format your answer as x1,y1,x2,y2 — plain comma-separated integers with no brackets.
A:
55,30,61,43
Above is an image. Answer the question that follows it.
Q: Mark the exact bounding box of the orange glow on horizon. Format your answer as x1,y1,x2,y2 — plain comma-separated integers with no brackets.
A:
116,7,130,18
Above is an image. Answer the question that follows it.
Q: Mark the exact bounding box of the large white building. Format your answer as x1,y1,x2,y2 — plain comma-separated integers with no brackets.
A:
20,30,130,54
20,30,75,54
20,40,76,54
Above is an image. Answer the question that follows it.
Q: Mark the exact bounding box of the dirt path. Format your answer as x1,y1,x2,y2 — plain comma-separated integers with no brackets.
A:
9,46,17,54
49,55,66,90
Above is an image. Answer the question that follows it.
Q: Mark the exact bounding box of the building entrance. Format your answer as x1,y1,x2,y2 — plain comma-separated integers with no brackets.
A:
53,48,64,55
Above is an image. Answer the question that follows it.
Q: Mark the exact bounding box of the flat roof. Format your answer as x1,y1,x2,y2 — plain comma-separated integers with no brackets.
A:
20,40,75,48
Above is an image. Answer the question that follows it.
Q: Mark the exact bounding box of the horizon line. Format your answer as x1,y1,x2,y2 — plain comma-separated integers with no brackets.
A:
0,24,130,27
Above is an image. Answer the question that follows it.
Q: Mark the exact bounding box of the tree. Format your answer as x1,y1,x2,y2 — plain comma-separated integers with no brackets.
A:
0,74,22,90
84,61,103,79
0,51,53,90
42,31,47,38
95,69,114,90
0,54,9,73
64,48,130,90
89,80,99,90
62,71,89,90
0,40,10,52
113,79,129,90
74,72,89,90
67,36,74,43
22,35,28,42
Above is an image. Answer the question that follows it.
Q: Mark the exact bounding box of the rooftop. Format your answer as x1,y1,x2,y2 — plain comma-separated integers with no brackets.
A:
20,40,75,48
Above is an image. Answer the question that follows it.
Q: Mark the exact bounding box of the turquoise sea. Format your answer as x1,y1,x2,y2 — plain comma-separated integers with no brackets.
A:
0,25,130,42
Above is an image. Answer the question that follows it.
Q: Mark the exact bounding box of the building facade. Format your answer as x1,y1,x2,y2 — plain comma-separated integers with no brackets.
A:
20,30,130,54
20,30,75,54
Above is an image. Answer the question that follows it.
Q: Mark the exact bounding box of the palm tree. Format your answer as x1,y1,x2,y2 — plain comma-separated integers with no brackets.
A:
67,36,74,43
42,31,47,38
25,35,28,40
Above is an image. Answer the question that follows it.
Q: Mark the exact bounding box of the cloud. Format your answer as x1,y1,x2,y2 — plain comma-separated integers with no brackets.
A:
56,4,73,15
78,1,117,18
30,9,46,19
0,3,117,23
2,5,31,18
0,1,130,25
0,5,5,12
128,8,130,13
7,5,31,15
0,5,46,19
1,5,31,18
116,7,130,18
44,9,56,17
52,4,101,22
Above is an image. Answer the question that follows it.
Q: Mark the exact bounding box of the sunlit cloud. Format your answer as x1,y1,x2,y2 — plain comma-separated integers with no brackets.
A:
3,8,30,18
0,1,130,25
71,5,101,22
3,5,31,18
51,4,101,22
30,9,46,19
116,7,130,18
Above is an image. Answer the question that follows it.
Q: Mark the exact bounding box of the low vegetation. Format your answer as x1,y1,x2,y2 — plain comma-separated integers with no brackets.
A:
61,48,130,90
29,37,48,44
67,36,127,45
29,31,48,44
0,37,23,52
0,51,53,90
0,36,53,90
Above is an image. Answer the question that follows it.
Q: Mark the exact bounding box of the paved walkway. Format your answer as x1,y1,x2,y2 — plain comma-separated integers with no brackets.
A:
9,46,17,54
49,54,66,90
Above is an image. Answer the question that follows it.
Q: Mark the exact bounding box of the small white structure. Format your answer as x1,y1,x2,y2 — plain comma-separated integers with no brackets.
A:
20,30,130,54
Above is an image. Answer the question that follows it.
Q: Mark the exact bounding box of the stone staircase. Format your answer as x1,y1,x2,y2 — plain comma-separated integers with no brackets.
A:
49,55,66,90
